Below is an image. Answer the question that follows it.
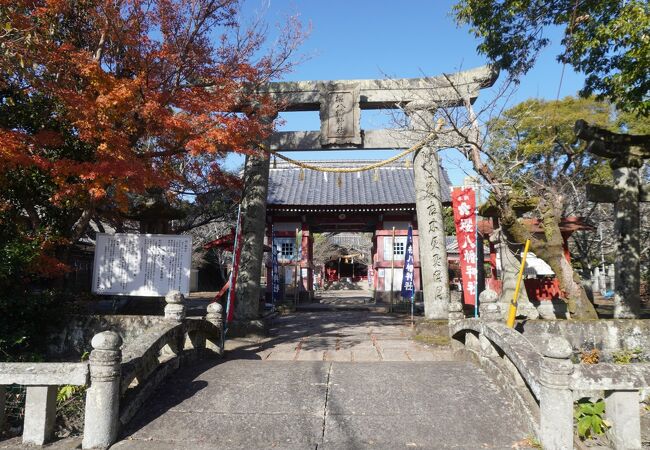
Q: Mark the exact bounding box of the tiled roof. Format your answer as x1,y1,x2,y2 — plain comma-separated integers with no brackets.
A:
267,161,452,206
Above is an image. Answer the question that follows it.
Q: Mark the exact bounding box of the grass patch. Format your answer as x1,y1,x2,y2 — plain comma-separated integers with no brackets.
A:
417,319,449,325
413,334,450,346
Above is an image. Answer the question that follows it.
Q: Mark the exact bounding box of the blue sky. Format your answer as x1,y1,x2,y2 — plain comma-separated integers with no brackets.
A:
227,0,587,186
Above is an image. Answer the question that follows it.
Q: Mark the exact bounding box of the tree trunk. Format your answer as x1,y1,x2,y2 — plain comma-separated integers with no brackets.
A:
538,200,598,319
499,196,598,319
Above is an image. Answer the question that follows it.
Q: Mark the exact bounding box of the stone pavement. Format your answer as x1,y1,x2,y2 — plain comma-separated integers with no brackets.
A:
111,311,534,449
225,311,452,362
112,360,531,450
296,290,388,313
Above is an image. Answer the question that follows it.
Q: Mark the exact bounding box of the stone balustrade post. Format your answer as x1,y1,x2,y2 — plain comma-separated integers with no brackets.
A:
605,390,641,449
448,299,464,322
82,331,122,449
539,336,574,450
206,302,224,329
22,385,57,445
478,289,500,321
164,290,186,322
205,302,224,354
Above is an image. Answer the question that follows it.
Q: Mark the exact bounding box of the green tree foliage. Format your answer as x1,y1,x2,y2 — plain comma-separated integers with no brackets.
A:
453,0,650,115
486,96,615,191
443,207,456,236
481,96,649,318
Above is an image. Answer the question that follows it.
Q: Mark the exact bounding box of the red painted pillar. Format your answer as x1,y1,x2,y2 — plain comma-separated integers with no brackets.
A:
265,225,273,298
373,233,380,291
300,226,312,292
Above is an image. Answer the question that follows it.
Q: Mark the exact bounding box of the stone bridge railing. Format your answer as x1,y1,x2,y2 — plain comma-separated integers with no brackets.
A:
0,292,223,448
450,318,649,450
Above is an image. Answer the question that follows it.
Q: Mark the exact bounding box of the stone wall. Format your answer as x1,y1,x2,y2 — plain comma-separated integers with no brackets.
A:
47,315,169,359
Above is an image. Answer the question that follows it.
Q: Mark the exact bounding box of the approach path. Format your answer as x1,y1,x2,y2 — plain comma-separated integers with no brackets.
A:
112,311,532,449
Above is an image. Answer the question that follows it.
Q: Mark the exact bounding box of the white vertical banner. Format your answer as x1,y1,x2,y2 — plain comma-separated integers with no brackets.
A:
92,233,192,296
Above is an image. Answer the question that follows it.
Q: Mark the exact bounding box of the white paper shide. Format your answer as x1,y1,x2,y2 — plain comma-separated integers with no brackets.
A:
92,233,192,296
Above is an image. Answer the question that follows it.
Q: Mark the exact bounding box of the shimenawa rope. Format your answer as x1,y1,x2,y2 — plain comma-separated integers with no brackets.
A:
256,119,444,174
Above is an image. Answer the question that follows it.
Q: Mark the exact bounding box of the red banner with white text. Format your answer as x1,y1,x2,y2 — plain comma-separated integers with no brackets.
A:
451,187,477,305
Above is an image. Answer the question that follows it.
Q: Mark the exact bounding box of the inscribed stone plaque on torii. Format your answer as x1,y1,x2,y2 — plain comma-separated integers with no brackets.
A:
319,83,362,146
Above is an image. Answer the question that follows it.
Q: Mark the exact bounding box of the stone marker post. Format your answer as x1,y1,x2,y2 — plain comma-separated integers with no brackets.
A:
22,385,57,445
605,390,642,449
408,109,451,319
539,336,574,450
82,331,122,449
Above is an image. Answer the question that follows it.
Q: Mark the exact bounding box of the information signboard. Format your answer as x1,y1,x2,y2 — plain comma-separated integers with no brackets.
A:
92,233,192,296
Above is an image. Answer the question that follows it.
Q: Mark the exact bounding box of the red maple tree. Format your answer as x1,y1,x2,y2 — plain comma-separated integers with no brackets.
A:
0,0,305,275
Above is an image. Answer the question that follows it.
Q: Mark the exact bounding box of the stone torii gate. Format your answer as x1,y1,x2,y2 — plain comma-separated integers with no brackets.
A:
234,66,498,326
576,120,650,318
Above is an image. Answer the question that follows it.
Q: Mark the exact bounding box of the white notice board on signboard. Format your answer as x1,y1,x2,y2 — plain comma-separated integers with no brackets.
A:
92,233,192,296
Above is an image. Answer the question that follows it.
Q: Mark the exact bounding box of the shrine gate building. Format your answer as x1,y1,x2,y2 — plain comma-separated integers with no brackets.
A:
264,160,453,302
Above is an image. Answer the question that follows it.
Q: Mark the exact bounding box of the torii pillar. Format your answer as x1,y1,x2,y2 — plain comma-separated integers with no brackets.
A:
234,113,277,326
234,152,271,322
409,109,451,319
575,120,650,318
